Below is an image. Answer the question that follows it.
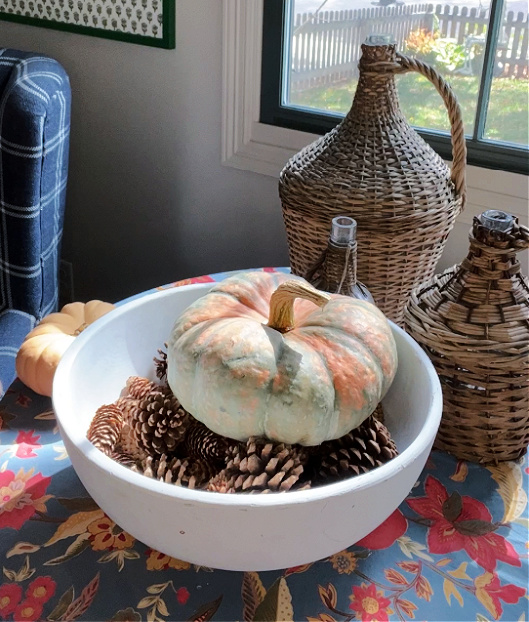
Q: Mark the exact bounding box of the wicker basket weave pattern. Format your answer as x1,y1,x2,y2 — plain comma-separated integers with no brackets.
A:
404,215,529,464
279,41,467,325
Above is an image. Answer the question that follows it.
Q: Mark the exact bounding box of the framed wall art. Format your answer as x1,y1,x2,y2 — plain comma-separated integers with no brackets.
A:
0,0,175,49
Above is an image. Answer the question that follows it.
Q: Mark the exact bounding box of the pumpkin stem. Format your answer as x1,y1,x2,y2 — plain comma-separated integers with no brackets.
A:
267,281,331,333
74,322,89,336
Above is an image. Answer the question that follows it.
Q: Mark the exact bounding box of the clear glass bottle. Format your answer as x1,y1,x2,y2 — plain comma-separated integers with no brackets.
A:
306,216,375,304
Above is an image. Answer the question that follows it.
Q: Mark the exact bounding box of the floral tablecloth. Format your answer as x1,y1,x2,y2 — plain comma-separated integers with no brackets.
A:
0,269,528,622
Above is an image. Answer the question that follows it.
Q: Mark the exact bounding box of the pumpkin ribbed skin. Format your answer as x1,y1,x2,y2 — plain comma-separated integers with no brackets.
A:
15,300,115,396
167,272,397,446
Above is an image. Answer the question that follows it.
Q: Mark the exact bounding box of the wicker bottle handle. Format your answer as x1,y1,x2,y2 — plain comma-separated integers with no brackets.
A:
394,53,467,208
365,53,468,208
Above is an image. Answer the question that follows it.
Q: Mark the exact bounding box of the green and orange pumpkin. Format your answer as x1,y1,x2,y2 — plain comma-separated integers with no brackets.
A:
167,271,397,446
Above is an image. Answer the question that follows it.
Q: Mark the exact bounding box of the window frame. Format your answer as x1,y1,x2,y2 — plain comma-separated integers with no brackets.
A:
259,0,529,175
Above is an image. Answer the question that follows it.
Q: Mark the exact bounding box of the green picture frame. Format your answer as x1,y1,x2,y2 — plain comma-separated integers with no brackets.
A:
0,1,175,49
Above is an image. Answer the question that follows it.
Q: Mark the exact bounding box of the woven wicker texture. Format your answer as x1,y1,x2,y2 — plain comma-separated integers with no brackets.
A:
404,214,529,464
279,40,467,325
306,237,375,302
306,240,358,294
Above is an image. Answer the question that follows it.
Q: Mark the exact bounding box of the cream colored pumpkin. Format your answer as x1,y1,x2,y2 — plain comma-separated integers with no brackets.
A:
167,271,397,446
15,300,115,396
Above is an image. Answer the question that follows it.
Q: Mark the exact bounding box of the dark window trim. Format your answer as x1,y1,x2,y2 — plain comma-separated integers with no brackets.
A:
260,0,528,175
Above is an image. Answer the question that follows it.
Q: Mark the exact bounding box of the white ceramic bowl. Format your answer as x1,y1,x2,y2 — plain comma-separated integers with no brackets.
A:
53,282,442,572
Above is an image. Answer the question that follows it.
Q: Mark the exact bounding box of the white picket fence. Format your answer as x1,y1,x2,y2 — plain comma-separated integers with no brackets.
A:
290,3,529,90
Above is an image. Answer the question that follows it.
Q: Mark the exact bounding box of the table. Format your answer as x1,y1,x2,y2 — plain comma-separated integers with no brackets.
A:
1,268,527,622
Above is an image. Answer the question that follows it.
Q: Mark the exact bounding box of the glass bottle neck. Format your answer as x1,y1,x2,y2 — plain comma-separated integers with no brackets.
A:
321,240,358,295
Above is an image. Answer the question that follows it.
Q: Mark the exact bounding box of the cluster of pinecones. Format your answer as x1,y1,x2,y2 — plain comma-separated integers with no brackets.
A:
86,347,398,493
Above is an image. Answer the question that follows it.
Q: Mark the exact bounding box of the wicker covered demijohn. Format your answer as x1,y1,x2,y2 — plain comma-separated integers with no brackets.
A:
404,210,529,464
279,35,467,325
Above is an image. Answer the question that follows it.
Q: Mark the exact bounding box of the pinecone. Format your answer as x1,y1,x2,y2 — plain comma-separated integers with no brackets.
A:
312,415,398,484
137,454,213,489
372,402,385,424
118,422,148,461
87,404,123,456
216,438,310,493
154,344,168,383
115,395,139,425
129,388,190,456
183,419,231,465
206,471,236,494
124,376,160,400
108,450,140,469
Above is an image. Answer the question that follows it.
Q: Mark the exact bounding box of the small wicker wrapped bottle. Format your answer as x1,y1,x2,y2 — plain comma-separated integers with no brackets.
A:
279,35,467,325
306,216,374,303
404,210,529,464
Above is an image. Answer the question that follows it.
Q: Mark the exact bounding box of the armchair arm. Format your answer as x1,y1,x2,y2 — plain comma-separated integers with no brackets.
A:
0,48,71,321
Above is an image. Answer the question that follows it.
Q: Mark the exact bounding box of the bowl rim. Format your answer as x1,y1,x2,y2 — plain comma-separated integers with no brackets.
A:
53,282,442,509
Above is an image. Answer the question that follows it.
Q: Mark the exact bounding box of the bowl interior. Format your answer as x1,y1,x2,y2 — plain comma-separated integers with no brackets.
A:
53,282,442,505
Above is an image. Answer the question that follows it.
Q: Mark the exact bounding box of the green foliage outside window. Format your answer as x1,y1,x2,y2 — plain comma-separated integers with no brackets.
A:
404,27,466,73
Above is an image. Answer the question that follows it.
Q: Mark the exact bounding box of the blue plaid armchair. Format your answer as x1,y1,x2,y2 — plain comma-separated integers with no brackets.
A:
0,49,71,396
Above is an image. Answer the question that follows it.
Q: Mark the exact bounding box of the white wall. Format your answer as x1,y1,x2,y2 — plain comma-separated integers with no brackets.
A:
0,2,289,302
0,0,527,303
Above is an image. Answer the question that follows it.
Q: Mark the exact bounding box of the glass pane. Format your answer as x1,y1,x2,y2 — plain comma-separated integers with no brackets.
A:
286,0,493,137
484,1,529,146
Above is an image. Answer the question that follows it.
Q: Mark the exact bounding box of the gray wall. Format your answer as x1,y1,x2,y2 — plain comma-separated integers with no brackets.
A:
0,2,289,302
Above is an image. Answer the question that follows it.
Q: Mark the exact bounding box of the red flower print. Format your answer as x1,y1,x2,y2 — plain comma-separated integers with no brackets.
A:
14,431,41,459
145,548,190,571
0,468,52,530
0,409,14,431
356,509,407,550
15,393,32,407
13,598,43,622
171,275,215,288
407,476,521,572
24,576,56,603
176,587,190,605
110,607,141,621
474,572,527,620
87,515,135,551
349,582,391,621
0,583,23,617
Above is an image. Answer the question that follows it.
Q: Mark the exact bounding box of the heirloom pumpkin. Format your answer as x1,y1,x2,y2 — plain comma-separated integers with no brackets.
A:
167,271,397,446
15,300,115,397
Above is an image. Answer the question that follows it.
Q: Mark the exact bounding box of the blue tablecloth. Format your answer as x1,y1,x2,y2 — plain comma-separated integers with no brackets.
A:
0,269,527,622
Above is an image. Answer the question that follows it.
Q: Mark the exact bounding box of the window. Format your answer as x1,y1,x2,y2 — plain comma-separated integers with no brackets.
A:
260,0,529,174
